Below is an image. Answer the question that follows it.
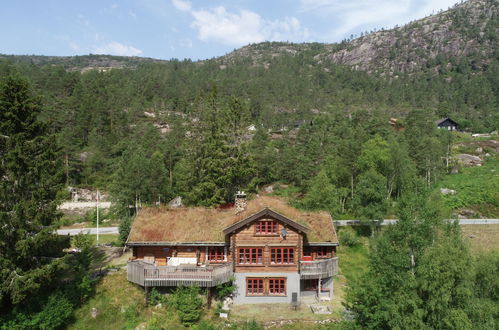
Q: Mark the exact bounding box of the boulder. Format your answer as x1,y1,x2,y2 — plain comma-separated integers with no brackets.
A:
455,154,482,167
168,196,183,209
440,188,456,195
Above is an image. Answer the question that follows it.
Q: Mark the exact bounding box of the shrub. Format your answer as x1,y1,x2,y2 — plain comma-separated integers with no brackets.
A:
31,292,74,329
72,232,93,250
149,288,168,306
215,277,236,300
340,229,361,247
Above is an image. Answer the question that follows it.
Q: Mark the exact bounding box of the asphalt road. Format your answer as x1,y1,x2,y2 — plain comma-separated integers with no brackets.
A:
57,227,119,235
334,219,499,226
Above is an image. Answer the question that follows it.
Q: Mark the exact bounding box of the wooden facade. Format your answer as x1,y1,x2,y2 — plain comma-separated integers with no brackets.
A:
232,217,302,273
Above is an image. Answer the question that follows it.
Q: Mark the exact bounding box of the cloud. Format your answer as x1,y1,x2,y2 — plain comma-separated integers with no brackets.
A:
172,0,192,12
173,3,309,46
300,0,458,40
93,41,143,56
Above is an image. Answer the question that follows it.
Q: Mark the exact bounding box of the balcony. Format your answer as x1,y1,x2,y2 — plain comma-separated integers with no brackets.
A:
127,260,233,287
300,257,338,279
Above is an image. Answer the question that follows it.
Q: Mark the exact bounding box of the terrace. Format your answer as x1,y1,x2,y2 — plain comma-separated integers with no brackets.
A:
127,260,233,287
300,257,338,279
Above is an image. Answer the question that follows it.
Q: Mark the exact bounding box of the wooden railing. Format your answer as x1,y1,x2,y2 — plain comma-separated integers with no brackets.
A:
300,257,338,279
127,260,233,287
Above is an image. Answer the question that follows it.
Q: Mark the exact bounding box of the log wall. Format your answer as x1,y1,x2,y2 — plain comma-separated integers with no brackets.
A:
232,217,303,273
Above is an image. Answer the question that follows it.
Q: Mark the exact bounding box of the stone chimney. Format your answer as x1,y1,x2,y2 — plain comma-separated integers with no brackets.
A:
235,191,247,214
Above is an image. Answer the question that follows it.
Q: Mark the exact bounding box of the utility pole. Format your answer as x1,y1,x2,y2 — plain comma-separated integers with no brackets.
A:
96,189,100,245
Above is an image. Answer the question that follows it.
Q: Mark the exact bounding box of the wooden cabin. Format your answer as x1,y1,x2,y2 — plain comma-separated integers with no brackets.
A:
436,117,459,131
126,195,339,304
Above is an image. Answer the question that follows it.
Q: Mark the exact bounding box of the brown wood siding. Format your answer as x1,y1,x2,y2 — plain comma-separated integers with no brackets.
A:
232,217,302,273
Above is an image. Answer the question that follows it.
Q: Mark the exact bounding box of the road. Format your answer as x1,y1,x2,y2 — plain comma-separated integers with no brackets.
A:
55,219,499,236
57,227,119,235
334,219,499,226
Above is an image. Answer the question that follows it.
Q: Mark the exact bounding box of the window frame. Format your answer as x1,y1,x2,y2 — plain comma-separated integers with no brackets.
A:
254,220,279,236
268,278,286,295
246,278,264,296
315,246,329,258
207,246,225,263
246,277,287,296
238,247,263,265
303,279,318,291
270,247,295,265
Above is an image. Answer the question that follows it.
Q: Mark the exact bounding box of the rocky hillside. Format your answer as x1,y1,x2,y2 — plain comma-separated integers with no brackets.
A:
220,0,497,75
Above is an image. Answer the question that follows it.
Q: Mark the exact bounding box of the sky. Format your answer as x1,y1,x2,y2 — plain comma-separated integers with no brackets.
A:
0,0,460,61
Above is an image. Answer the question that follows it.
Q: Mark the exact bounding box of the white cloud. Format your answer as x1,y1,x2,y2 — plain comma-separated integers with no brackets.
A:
191,7,265,45
173,4,309,46
172,0,192,12
300,0,458,40
93,41,143,56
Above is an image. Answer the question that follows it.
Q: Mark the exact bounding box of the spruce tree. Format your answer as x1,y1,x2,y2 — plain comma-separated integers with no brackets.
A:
0,76,67,308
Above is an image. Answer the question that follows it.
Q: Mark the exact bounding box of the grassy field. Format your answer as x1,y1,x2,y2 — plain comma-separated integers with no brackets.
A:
436,156,499,218
461,224,499,254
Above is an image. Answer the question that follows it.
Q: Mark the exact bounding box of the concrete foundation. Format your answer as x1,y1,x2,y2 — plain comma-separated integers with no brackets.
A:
233,272,301,304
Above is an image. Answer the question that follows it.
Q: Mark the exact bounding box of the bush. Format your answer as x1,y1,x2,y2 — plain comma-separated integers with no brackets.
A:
172,286,203,325
340,229,361,247
215,277,236,300
149,288,168,306
119,216,133,244
72,232,93,250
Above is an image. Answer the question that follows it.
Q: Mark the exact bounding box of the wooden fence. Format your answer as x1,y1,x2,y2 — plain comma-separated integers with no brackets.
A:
127,260,233,287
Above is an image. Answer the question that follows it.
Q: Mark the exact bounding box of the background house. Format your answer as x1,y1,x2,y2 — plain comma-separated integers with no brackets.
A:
436,117,459,131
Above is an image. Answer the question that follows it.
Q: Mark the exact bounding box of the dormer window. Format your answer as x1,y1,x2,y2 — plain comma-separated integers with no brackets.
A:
255,220,278,235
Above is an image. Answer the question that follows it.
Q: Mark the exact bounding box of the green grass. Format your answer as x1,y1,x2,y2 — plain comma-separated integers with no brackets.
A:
436,156,499,217
69,271,184,330
337,240,369,283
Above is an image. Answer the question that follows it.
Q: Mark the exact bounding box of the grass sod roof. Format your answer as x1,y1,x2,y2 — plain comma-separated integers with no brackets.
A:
128,195,338,244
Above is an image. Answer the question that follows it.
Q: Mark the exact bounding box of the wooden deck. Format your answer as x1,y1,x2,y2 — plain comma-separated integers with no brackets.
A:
127,260,233,287
300,257,338,279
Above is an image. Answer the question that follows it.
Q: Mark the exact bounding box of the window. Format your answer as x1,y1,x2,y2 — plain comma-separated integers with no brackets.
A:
238,248,263,265
271,248,295,264
303,247,312,257
207,247,224,262
246,278,286,296
303,279,329,291
246,278,264,295
268,278,286,295
255,220,278,235
315,246,329,258
304,279,318,291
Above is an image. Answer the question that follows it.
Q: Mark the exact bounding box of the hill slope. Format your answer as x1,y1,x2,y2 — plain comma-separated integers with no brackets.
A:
221,0,497,76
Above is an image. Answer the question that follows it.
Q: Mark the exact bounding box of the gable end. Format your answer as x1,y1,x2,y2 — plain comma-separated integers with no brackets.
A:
223,208,310,235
